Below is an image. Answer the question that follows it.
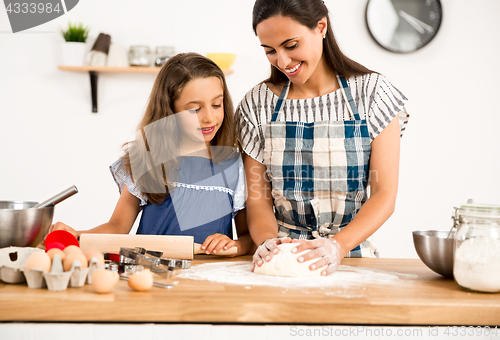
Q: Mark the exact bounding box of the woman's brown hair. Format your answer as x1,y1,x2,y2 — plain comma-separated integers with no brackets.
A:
252,0,374,84
121,52,237,205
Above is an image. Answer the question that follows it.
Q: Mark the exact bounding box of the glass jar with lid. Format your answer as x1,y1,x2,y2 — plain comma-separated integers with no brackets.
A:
154,46,175,67
452,202,500,293
129,45,151,67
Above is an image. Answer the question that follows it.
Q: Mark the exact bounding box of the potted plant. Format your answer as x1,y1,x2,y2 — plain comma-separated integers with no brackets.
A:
60,22,89,66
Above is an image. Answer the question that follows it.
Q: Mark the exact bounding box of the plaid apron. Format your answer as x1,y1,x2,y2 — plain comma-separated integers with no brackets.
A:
263,74,377,258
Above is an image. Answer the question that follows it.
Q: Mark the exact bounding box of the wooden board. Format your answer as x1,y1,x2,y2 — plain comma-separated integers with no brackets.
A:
1,258,500,325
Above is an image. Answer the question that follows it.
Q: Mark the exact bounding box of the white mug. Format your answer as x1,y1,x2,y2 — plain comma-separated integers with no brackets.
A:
106,44,129,67
87,50,107,67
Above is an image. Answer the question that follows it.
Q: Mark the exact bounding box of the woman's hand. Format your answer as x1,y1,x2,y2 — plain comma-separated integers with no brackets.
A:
201,233,236,255
291,238,343,276
47,221,80,240
252,236,292,270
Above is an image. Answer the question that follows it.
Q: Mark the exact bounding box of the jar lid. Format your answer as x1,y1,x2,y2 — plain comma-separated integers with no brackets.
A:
156,46,175,54
458,203,500,219
130,45,151,52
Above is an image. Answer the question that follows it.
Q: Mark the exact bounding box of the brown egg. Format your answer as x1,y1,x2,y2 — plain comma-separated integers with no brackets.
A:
63,252,88,271
82,248,105,266
92,269,119,294
46,248,65,262
63,245,82,256
25,251,51,272
128,269,153,291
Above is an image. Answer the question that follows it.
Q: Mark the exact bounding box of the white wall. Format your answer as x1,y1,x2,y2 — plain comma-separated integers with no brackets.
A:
1,0,499,258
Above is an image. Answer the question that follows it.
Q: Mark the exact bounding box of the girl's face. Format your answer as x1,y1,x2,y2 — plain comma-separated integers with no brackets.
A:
256,15,327,85
174,76,225,147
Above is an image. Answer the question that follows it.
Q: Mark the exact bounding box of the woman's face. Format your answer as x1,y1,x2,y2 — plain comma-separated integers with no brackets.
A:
256,15,327,85
174,76,225,147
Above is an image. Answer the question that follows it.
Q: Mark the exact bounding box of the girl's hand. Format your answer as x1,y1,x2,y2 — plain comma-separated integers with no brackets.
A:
47,221,80,240
201,233,235,255
290,238,343,276
252,237,292,271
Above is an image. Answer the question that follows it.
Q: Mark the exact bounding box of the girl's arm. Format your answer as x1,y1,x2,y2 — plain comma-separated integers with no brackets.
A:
49,184,141,239
292,116,401,274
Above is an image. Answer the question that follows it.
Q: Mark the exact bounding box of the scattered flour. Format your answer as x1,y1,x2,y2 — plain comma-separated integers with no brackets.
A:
176,261,416,295
454,237,500,293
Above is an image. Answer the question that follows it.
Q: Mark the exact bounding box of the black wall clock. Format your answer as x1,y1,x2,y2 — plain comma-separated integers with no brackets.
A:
365,0,442,53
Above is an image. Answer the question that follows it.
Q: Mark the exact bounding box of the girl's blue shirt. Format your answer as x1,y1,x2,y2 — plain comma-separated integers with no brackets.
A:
109,153,246,244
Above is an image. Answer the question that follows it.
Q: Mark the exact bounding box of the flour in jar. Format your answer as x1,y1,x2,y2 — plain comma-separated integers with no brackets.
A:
454,237,500,293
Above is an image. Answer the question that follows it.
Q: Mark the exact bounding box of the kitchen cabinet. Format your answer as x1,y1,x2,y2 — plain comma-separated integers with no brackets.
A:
58,66,234,113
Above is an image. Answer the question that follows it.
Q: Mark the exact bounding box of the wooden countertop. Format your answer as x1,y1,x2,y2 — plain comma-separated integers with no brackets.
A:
1,257,499,325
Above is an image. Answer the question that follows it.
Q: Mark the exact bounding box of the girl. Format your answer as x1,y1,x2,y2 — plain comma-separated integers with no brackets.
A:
50,52,254,256
237,0,409,273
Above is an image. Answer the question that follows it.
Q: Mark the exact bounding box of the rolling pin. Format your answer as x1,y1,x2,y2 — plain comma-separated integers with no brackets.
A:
79,234,238,260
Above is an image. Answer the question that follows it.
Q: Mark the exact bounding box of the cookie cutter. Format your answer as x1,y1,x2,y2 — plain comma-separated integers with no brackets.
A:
104,246,191,285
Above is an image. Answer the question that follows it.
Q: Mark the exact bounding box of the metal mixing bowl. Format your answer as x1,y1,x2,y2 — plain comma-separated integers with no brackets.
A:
0,201,54,248
412,230,455,278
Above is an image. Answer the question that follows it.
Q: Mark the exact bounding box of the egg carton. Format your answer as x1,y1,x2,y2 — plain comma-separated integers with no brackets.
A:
22,256,102,291
0,247,43,284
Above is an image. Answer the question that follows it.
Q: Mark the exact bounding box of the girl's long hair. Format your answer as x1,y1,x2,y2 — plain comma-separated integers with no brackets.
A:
121,52,237,205
252,0,374,85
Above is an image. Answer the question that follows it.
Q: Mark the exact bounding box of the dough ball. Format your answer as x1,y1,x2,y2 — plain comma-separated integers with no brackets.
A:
254,243,326,277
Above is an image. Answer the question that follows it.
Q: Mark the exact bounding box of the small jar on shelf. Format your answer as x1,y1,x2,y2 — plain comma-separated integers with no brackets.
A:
129,45,151,67
154,46,175,67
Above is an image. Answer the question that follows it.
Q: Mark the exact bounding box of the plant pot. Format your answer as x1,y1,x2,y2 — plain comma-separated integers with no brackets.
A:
61,42,87,66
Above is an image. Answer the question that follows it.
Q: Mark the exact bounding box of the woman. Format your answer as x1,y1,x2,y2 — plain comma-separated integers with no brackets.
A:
236,0,409,275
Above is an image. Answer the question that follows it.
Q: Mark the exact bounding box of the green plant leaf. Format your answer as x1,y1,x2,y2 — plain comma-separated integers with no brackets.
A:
61,22,89,43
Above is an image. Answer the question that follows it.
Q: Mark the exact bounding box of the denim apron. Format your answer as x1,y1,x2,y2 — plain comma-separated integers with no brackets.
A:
137,157,235,244
263,74,376,257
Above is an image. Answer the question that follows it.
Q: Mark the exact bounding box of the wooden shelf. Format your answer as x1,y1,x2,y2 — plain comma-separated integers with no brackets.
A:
58,66,233,75
58,66,233,113
58,65,160,73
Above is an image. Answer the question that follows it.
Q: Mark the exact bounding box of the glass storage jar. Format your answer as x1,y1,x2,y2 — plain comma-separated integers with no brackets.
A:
154,46,175,67
453,202,500,293
129,45,151,66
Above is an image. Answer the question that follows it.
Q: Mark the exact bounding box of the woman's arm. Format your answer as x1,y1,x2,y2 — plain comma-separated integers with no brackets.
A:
232,208,257,255
49,184,141,239
332,114,400,255
244,154,278,245
243,154,294,266
292,115,401,274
